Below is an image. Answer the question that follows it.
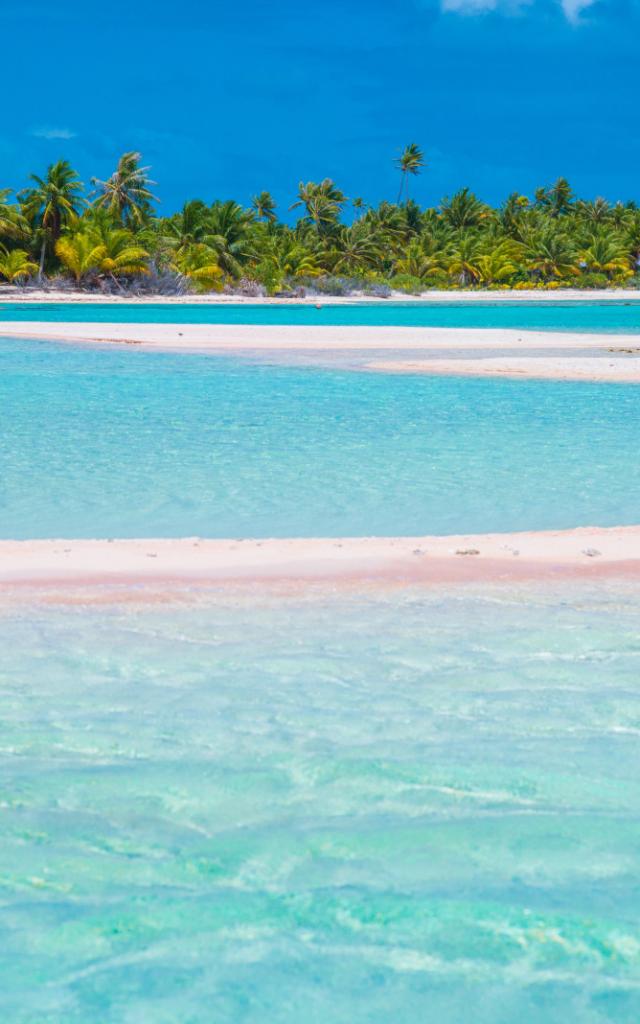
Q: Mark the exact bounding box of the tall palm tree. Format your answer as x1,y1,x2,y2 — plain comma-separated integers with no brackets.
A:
352,197,366,220
535,178,574,217
19,160,85,278
251,191,277,222
91,152,158,228
395,144,425,204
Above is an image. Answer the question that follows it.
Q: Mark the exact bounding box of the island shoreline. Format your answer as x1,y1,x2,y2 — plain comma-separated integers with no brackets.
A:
2,287,640,305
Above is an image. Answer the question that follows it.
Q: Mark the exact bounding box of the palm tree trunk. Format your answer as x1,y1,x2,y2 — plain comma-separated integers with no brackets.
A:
38,238,46,281
397,173,405,205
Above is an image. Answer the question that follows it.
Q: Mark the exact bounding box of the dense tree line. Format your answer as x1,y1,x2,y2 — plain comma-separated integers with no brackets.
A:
1,148,639,295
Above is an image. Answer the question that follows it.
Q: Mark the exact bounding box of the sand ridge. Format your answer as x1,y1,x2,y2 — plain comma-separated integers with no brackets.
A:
3,320,640,381
1,527,639,590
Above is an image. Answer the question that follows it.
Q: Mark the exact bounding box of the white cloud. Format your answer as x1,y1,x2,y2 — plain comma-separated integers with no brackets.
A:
441,0,498,11
440,0,596,19
30,127,77,140
560,0,596,20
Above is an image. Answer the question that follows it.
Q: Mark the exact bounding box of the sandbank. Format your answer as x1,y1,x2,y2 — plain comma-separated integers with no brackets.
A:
369,356,640,383
1,528,639,594
2,321,640,381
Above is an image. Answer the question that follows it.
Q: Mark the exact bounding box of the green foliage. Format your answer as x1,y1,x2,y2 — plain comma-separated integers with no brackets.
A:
388,273,424,294
0,245,38,282
1,154,638,293
574,272,611,289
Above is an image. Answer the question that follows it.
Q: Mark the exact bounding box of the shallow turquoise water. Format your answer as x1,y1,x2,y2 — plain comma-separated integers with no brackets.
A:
2,299,640,331
1,584,639,1022
1,337,639,538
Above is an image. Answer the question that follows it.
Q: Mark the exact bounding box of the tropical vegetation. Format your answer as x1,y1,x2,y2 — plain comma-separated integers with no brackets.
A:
1,150,639,295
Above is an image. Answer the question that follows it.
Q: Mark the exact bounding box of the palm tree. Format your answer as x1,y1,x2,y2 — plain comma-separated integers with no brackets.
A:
441,189,490,230
362,201,407,257
55,227,149,286
55,232,102,283
252,233,320,292
328,223,382,273
579,231,632,279
19,160,85,278
624,211,640,264
0,245,38,283
523,230,578,280
251,191,277,222
394,236,447,281
352,197,366,220
91,152,158,228
474,241,523,286
535,178,574,217
499,192,530,237
446,234,488,286
172,244,224,293
0,189,28,242
395,144,425,204
161,200,210,251
203,200,254,277
576,197,611,225
290,179,346,234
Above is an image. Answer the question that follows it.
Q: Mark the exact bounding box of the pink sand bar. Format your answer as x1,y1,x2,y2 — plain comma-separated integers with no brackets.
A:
1,528,639,593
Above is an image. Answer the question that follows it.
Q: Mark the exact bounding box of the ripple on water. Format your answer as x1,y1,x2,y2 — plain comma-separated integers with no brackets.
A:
0,582,639,1021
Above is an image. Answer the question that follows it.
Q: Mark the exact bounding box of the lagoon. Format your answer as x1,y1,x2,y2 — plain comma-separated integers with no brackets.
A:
1,337,640,539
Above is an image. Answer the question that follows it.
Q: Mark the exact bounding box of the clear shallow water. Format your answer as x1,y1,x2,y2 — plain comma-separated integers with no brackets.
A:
1,338,640,538
1,584,640,1023
2,299,640,331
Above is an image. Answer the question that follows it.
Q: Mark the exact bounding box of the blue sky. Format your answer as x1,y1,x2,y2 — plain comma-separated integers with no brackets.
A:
3,0,638,216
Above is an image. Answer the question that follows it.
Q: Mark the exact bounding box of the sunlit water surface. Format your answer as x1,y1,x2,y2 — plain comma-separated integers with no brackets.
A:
1,583,639,1023
1,338,640,538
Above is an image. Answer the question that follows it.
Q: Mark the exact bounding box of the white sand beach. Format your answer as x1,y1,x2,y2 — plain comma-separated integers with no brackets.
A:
2,320,640,381
1,527,638,593
2,286,640,304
